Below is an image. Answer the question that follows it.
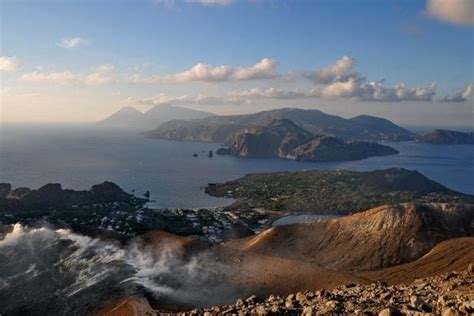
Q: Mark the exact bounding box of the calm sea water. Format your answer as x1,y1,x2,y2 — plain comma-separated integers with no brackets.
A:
0,124,473,208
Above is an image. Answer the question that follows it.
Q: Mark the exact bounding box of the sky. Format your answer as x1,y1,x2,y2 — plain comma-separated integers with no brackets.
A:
0,0,473,127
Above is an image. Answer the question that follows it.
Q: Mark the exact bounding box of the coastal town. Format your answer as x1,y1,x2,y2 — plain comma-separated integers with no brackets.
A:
0,181,270,243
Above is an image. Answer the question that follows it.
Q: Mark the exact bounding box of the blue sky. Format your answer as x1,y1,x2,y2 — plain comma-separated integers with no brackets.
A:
0,0,473,125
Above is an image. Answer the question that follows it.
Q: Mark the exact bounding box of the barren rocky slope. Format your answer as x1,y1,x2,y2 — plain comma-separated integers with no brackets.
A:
97,238,474,315
226,203,474,271
190,265,474,315
360,237,474,284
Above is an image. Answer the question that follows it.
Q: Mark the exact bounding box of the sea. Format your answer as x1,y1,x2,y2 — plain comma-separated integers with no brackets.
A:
0,123,473,314
0,123,473,209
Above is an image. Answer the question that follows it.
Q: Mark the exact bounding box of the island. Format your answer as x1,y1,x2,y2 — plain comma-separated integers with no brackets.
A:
205,168,474,215
144,107,415,143
216,119,398,161
416,129,474,144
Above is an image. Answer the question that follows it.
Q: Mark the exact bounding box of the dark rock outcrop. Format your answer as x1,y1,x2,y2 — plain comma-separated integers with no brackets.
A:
0,181,144,212
0,183,12,198
416,129,474,144
216,147,233,155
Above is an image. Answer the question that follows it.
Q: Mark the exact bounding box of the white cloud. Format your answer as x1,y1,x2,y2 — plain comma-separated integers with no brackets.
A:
232,58,278,80
304,55,357,84
304,55,436,102
96,64,115,73
169,63,234,82
21,69,114,86
442,83,474,102
322,77,360,98
322,79,436,102
0,56,20,71
57,37,90,49
129,58,279,83
425,0,474,26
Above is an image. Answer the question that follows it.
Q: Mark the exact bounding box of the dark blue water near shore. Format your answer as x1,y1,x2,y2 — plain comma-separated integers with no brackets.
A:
0,124,473,208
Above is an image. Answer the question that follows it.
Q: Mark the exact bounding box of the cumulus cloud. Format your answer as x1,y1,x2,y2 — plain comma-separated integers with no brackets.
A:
130,58,279,83
321,79,436,102
425,0,474,26
442,83,474,103
57,37,89,49
303,56,358,84
232,58,278,80
21,69,114,86
304,56,436,102
0,56,20,71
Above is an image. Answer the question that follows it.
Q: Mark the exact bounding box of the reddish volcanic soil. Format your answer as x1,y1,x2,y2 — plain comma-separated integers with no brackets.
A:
93,203,474,315
225,203,473,271
360,237,474,284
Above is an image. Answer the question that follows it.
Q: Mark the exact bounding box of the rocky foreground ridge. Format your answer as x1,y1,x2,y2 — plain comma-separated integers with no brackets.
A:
216,119,398,162
185,266,474,315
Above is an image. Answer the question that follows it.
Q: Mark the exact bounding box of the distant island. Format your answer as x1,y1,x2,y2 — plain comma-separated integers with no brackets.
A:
144,107,415,143
416,129,474,144
205,168,474,215
215,119,398,161
98,104,213,129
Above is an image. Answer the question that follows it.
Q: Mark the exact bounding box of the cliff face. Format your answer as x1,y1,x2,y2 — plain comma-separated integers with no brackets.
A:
416,129,474,144
220,119,398,161
224,119,314,158
226,203,474,271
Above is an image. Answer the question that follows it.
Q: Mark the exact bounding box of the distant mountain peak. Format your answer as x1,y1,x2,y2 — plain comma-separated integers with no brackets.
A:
117,106,142,114
98,104,214,129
